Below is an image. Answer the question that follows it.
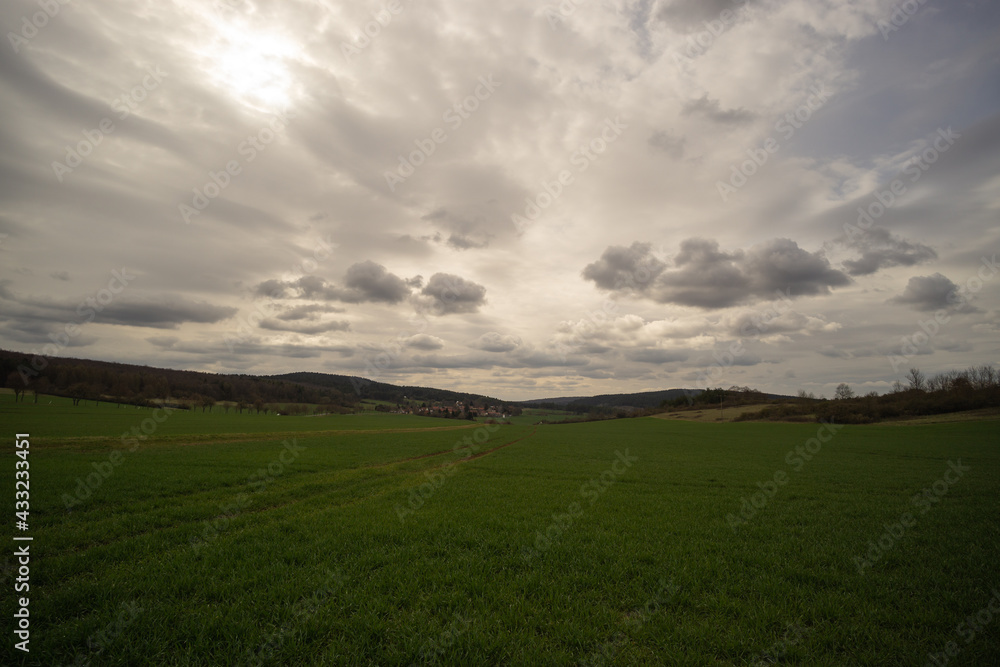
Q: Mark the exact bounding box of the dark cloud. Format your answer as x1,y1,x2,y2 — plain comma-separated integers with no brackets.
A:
421,207,496,250
339,261,411,304
404,334,445,350
841,228,937,276
584,238,850,308
258,318,350,335
888,273,979,313
96,298,238,329
253,262,412,304
418,273,487,315
475,332,522,353
274,303,346,321
681,95,756,126
648,130,686,159
447,234,489,250
0,283,236,330
657,0,750,31
581,242,666,292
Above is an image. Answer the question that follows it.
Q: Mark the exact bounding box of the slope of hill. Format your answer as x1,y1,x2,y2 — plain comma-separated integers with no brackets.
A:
268,372,505,406
522,388,703,411
0,348,509,410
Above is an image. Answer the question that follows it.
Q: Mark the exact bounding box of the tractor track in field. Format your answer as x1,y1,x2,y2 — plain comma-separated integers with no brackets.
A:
453,426,537,464
30,423,485,451
46,427,541,564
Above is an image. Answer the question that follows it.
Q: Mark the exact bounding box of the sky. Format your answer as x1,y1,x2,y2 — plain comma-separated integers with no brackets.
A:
1,0,998,401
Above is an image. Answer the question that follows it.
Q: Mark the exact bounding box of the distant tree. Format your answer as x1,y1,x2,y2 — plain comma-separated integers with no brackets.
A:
835,383,855,400
906,368,926,392
6,372,25,402
253,398,264,414
797,389,816,400
68,383,87,406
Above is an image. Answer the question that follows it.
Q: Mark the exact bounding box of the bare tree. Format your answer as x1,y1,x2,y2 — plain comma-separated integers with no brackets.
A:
906,368,926,392
835,383,855,400
6,372,25,402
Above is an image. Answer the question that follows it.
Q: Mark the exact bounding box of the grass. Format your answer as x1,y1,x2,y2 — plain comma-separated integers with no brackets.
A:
2,403,999,665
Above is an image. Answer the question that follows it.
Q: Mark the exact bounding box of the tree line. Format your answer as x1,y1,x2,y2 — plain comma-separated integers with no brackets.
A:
1,349,356,411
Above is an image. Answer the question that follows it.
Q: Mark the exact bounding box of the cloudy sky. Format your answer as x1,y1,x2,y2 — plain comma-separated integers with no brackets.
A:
1,0,998,400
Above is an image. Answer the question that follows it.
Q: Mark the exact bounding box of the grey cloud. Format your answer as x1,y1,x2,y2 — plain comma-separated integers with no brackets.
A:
253,262,412,304
275,303,346,321
404,334,445,350
96,297,238,329
657,0,750,31
147,335,354,359
422,208,494,250
418,273,487,315
475,332,522,353
649,130,686,159
585,238,850,308
258,318,351,335
339,261,411,304
50,271,70,281
841,228,937,276
888,273,979,313
0,283,236,330
581,242,666,292
681,95,756,126
447,234,489,250
624,348,689,363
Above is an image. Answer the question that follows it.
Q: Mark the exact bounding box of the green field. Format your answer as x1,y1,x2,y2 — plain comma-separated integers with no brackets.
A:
2,401,999,665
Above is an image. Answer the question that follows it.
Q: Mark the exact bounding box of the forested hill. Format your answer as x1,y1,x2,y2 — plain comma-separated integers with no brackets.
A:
522,388,703,411
0,349,498,409
269,372,502,406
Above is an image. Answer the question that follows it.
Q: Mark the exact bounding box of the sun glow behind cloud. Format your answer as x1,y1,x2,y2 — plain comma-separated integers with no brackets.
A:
194,8,303,113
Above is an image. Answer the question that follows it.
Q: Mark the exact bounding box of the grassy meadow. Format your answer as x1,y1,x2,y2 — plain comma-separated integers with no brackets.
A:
2,396,999,665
